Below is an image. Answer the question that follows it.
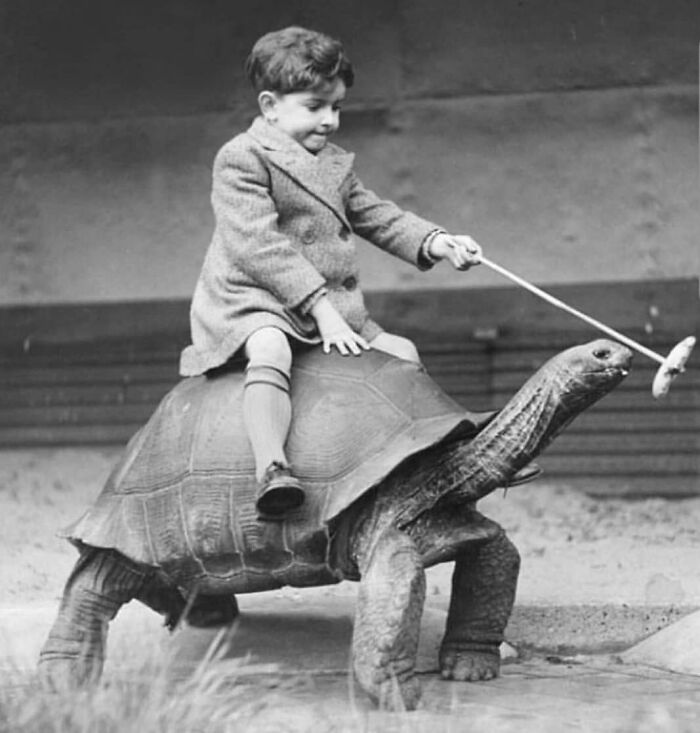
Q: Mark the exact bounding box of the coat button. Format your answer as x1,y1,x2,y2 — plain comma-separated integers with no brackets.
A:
301,228,316,245
339,227,351,241
342,276,357,291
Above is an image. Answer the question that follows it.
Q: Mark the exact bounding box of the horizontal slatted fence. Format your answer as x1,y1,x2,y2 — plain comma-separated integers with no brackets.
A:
1,278,698,496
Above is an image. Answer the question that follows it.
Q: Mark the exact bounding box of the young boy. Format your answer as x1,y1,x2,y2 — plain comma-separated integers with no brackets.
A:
180,26,484,520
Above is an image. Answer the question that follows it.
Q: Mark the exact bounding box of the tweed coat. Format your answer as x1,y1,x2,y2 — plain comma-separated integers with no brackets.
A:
180,116,440,377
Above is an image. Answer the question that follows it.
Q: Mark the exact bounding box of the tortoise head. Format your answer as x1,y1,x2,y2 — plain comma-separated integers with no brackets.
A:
546,338,632,413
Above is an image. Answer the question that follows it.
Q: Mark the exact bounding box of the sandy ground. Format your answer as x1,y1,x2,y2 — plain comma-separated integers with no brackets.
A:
3,446,700,611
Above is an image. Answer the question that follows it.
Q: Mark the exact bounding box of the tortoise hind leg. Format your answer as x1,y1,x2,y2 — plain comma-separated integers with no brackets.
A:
135,581,239,630
38,548,149,691
352,528,425,711
182,593,239,628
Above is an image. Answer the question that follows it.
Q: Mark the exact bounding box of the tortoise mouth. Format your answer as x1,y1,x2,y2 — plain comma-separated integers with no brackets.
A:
564,365,629,405
582,365,629,378
577,365,629,385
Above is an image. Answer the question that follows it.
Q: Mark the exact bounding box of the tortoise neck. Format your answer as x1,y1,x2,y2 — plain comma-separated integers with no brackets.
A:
438,379,565,502
381,370,573,521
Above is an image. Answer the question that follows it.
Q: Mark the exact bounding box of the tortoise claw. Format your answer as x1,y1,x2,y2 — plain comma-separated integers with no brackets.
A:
505,463,542,487
439,646,500,682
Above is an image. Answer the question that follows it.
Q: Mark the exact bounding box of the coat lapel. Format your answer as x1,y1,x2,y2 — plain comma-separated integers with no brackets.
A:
248,117,354,228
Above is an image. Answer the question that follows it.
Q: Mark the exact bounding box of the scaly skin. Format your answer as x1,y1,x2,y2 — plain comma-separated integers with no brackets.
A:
38,549,147,692
38,551,240,692
399,502,520,682
352,528,425,710
438,532,520,681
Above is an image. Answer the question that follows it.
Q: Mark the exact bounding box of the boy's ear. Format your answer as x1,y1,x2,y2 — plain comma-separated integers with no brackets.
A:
258,91,278,122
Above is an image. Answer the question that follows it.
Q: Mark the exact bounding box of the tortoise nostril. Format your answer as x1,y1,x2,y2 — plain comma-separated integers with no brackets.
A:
593,348,611,360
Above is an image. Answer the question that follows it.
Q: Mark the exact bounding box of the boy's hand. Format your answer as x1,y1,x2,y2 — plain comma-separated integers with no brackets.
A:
429,233,483,270
309,296,370,356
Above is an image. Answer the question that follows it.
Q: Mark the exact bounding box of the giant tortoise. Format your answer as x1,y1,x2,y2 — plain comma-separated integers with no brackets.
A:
38,338,631,709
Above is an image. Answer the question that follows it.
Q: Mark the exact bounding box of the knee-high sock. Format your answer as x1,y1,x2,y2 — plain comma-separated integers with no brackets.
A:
243,364,292,481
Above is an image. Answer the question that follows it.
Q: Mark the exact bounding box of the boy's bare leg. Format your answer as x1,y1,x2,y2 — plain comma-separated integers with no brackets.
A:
243,327,304,519
369,331,421,363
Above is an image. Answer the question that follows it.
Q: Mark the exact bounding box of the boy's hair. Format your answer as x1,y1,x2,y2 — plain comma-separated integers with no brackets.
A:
245,26,354,94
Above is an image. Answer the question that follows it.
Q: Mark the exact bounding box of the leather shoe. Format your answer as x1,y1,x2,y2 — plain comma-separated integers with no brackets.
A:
256,462,305,520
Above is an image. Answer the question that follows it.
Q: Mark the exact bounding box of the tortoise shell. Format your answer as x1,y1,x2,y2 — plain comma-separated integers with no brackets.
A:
64,348,492,588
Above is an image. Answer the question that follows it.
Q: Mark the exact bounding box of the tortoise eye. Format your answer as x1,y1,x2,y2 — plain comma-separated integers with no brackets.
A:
593,347,612,360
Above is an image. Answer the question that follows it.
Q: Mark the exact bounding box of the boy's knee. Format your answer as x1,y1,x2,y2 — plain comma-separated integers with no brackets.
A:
396,337,420,364
245,327,292,371
371,332,421,364
244,328,292,391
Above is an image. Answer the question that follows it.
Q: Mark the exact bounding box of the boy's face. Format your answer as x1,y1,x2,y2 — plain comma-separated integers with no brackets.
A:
262,78,346,154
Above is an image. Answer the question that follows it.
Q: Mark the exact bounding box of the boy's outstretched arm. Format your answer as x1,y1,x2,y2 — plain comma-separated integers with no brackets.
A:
344,174,483,273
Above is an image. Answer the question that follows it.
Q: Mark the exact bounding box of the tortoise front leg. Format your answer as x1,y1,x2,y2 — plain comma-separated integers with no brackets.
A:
353,528,425,711
440,531,520,681
38,548,148,691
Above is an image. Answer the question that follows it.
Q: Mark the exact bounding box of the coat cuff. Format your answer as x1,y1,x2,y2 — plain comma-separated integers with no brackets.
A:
296,285,329,316
417,229,446,270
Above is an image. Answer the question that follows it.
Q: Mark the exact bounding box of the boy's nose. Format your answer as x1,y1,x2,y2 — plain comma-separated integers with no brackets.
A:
321,108,339,128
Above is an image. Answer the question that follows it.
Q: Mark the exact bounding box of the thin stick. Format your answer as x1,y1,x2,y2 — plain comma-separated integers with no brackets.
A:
479,256,665,366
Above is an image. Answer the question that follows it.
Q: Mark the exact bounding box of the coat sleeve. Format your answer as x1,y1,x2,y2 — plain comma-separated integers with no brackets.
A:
344,173,441,270
211,143,327,309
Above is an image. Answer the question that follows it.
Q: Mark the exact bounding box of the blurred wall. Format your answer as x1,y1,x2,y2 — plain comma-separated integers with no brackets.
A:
0,0,698,304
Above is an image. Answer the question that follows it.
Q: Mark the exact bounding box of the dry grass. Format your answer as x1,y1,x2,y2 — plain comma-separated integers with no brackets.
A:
2,631,257,733
0,627,360,733
0,618,436,733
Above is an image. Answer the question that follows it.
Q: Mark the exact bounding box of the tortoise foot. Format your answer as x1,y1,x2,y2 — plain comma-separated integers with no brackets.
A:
439,645,500,682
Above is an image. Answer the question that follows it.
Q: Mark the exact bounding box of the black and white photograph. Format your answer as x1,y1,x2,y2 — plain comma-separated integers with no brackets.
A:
1,1,699,730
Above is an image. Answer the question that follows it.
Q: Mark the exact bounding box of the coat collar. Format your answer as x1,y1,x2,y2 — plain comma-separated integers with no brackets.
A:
248,116,354,227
